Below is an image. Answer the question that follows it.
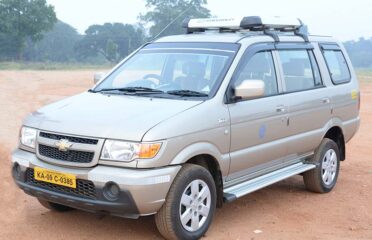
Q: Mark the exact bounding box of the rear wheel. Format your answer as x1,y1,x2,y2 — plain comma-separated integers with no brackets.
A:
155,164,216,240
37,199,74,212
303,138,340,193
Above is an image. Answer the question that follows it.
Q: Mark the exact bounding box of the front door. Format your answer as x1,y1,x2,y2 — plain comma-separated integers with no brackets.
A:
226,44,290,181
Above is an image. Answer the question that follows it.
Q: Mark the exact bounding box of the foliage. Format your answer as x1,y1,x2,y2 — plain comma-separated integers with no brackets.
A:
74,23,145,63
105,39,119,62
23,21,82,62
0,61,114,70
140,0,210,39
0,0,372,69
0,0,57,60
344,37,372,68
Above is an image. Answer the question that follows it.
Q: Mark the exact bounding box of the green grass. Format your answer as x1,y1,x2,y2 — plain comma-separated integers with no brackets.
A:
356,68,372,83
0,61,115,70
356,68,372,76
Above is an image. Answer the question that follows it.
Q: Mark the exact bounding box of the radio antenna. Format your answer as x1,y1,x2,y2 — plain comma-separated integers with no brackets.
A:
151,5,194,41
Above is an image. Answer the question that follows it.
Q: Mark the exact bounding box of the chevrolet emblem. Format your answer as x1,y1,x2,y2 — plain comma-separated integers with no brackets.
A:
55,139,73,152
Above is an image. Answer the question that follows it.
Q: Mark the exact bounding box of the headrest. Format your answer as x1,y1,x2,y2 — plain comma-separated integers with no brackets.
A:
182,61,206,78
282,61,305,76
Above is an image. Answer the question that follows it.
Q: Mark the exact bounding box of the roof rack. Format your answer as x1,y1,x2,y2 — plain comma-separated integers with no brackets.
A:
182,16,309,42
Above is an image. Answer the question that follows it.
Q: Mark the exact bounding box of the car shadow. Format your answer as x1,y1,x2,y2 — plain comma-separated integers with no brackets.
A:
24,175,310,239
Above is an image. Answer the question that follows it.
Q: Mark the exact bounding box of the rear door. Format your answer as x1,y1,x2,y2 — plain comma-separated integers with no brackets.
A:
320,43,360,144
320,44,358,123
275,43,332,159
226,44,291,181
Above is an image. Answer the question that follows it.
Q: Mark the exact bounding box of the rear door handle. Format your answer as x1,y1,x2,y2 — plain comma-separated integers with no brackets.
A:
276,105,286,113
322,98,330,104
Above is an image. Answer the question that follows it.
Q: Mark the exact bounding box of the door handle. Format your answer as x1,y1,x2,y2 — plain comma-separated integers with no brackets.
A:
276,105,286,113
322,98,330,104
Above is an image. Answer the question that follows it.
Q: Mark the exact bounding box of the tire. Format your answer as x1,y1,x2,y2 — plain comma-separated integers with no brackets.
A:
303,138,340,193
155,164,217,240
37,198,74,212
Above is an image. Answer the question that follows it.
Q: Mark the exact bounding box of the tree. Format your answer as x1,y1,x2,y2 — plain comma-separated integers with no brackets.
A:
139,0,210,39
0,0,57,60
105,39,119,63
75,23,145,63
0,33,18,61
23,21,82,62
344,37,372,68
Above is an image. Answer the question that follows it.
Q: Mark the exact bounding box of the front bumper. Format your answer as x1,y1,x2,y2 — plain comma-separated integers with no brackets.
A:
12,149,181,218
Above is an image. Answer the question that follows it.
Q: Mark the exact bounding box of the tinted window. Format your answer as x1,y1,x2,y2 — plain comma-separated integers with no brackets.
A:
234,51,278,96
323,50,351,84
279,50,321,92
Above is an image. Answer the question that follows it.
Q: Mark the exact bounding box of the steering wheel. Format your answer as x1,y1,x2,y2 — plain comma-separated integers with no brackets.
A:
143,74,162,82
125,74,162,89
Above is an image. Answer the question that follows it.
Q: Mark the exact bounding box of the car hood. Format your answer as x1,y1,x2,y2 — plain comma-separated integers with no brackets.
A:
24,92,203,141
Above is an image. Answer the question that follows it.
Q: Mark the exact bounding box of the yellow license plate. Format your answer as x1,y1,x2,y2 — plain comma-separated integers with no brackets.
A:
34,167,76,189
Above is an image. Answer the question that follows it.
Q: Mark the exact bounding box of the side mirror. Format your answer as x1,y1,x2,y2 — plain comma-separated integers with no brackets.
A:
234,80,265,100
94,72,106,84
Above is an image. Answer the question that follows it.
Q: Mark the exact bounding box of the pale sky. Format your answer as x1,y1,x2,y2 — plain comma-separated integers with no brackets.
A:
47,0,372,41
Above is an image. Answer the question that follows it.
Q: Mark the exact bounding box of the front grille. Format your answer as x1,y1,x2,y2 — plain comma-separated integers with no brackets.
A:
25,168,96,199
39,144,94,163
40,132,98,145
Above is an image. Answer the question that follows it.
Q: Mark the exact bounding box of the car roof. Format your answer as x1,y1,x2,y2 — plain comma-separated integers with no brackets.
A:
155,32,246,43
154,32,337,44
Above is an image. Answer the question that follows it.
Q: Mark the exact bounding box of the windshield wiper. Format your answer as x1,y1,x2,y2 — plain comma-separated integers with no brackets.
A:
167,90,209,97
91,87,164,94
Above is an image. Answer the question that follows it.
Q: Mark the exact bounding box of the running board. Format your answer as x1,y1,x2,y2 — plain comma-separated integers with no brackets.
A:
223,162,316,202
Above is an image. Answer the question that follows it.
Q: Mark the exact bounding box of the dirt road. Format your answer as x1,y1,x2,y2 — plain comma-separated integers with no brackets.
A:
0,70,371,239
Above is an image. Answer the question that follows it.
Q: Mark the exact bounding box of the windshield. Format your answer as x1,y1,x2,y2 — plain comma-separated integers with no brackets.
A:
94,42,239,98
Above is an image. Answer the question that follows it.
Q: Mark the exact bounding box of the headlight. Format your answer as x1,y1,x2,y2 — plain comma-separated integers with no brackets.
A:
101,140,162,162
20,127,37,149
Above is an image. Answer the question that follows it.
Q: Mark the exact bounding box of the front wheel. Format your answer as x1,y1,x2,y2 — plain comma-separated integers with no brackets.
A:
303,138,340,193
155,164,216,240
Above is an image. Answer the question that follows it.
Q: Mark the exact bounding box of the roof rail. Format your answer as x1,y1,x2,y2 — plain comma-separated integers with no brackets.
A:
182,16,309,42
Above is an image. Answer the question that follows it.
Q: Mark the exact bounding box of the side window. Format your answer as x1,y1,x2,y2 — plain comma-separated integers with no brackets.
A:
323,50,351,84
278,50,321,92
234,51,278,96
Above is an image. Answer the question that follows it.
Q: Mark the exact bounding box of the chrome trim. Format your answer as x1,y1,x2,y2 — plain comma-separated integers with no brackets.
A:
36,130,104,168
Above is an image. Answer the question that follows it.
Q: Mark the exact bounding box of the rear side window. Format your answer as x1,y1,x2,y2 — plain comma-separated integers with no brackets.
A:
278,50,322,92
323,50,351,84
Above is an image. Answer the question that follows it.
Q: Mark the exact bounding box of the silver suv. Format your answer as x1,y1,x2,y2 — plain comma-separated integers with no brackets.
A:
12,16,360,240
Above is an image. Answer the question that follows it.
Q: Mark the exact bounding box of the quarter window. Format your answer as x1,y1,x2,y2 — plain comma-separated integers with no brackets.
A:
323,50,351,84
278,50,322,92
234,51,278,96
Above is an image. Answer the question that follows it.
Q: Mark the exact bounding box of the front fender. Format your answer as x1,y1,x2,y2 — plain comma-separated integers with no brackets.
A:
170,142,230,177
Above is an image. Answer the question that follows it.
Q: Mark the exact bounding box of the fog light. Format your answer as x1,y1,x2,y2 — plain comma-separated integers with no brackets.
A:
103,182,120,201
12,162,21,179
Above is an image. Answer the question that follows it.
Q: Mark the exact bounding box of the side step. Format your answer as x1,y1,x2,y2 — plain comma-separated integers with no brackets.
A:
223,162,316,202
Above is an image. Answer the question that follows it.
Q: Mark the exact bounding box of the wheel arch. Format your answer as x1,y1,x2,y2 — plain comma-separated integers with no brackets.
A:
186,154,224,208
169,142,228,208
323,126,346,161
